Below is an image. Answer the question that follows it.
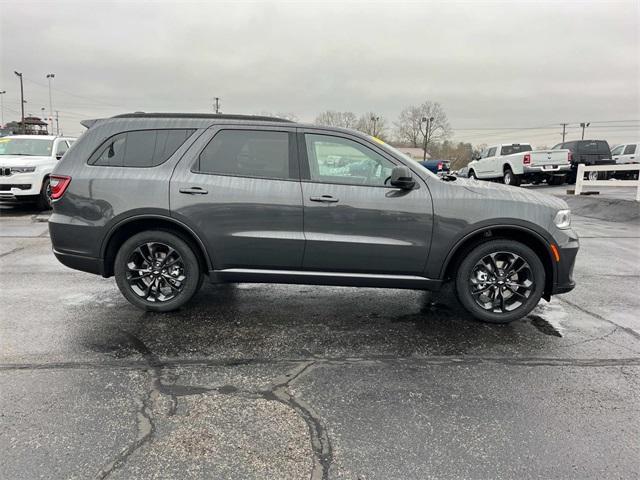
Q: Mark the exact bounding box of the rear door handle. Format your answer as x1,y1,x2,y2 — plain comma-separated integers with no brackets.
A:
310,195,339,203
179,187,208,195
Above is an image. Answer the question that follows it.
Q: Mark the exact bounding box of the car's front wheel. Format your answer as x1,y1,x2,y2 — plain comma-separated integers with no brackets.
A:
455,239,545,323
114,230,201,312
36,177,52,210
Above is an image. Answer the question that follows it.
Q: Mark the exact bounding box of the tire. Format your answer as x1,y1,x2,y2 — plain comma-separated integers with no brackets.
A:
114,230,201,312
503,168,520,187
36,177,52,210
455,239,545,323
548,176,564,186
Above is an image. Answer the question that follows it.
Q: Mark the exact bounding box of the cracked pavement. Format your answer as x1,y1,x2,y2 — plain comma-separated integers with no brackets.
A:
1,190,639,479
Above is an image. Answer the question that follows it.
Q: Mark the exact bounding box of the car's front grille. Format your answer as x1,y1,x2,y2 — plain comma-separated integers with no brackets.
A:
0,184,31,191
0,167,12,176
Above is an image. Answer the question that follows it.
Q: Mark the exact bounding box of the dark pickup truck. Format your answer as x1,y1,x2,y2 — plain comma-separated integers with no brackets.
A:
552,140,614,182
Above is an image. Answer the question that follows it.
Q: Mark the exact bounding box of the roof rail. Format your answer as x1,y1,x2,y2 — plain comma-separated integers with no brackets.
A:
111,112,294,123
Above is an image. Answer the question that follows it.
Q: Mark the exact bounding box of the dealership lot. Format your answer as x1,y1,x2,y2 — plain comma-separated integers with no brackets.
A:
1,188,639,479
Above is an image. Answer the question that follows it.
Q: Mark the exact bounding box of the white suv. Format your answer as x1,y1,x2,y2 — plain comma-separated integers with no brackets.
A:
0,135,77,209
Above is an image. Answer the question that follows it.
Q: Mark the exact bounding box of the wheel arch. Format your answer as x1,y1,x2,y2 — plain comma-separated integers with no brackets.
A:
441,225,555,298
101,215,212,277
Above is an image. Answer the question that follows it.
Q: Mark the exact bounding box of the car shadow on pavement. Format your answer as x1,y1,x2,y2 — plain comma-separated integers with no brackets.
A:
78,282,567,363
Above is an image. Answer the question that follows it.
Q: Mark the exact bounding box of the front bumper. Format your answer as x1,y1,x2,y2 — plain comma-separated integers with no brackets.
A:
0,171,44,199
551,228,579,295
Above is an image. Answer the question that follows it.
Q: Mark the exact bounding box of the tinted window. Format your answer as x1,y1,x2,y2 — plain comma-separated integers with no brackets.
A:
487,147,497,157
305,134,395,186
198,130,290,179
623,144,637,155
89,129,194,167
501,144,532,155
576,140,610,154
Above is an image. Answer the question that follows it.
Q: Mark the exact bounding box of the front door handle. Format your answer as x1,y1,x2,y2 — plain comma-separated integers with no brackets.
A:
179,187,208,195
310,195,339,203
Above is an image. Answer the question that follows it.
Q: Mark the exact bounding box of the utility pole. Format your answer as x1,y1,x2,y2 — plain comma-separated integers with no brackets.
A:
0,90,6,127
14,71,25,134
46,73,55,131
55,111,60,135
41,107,46,132
580,122,590,140
560,123,568,142
213,97,221,114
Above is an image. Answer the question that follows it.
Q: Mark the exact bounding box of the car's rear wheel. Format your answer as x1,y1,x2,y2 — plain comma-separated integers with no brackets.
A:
114,230,201,312
503,168,520,186
455,239,545,323
36,177,52,210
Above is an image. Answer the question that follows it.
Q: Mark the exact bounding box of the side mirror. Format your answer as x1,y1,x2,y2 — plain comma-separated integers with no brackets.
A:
56,154,64,160
390,165,415,190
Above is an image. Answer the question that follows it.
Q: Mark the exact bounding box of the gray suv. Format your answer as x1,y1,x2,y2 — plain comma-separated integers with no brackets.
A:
49,113,578,323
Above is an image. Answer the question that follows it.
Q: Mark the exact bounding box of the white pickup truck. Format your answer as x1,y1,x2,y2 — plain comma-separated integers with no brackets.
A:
467,143,571,186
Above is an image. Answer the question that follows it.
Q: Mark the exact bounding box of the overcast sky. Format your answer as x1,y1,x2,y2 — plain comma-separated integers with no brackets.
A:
1,0,638,146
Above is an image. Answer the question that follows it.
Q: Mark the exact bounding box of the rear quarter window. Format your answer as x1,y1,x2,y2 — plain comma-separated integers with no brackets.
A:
88,129,195,167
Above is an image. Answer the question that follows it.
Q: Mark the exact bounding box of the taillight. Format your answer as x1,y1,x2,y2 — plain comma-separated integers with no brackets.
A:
523,153,531,165
568,152,573,163
437,162,443,170
49,175,71,200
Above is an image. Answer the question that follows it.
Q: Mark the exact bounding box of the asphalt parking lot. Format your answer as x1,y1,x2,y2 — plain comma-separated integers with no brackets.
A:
1,187,639,479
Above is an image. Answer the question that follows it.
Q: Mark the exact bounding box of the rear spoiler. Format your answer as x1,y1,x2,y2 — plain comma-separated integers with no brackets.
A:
80,119,101,129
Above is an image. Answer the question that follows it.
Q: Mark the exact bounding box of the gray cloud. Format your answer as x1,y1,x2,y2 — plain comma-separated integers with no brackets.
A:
1,0,638,146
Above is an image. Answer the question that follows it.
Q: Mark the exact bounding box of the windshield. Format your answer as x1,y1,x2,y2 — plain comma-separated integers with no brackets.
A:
0,138,54,156
373,138,438,178
501,144,532,155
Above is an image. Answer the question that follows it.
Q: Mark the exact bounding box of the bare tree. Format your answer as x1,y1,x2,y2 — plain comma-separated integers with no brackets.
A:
395,101,452,152
314,111,358,129
356,112,387,138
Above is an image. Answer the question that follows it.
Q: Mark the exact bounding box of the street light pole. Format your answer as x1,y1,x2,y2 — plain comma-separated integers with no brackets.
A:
14,71,25,134
580,122,590,140
421,116,434,161
46,73,55,133
213,97,221,114
371,115,379,137
0,90,6,127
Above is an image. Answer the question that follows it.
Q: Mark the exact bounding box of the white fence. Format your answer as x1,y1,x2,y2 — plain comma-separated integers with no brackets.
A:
574,163,640,202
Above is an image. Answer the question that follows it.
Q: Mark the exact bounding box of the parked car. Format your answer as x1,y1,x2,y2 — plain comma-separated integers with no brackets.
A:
610,142,638,164
551,140,615,182
49,113,578,323
419,159,450,175
0,135,77,209
610,142,639,180
467,143,571,186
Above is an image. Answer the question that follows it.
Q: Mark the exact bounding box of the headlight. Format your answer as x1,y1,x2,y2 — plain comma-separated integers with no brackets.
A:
10,167,36,173
554,209,571,229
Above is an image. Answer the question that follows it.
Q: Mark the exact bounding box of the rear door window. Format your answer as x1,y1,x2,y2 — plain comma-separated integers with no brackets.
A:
197,129,291,180
89,129,195,167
